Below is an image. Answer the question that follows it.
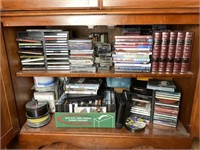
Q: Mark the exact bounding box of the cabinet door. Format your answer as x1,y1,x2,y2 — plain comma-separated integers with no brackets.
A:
2,0,100,10
0,27,20,149
102,0,199,9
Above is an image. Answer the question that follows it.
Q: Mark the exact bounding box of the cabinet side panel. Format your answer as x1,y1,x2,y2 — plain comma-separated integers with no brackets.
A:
190,69,199,138
3,27,33,127
0,27,20,148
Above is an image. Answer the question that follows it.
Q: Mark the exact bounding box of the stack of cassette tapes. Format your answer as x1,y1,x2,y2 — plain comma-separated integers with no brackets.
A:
44,30,70,71
17,31,45,70
95,42,113,72
113,35,153,72
69,39,96,72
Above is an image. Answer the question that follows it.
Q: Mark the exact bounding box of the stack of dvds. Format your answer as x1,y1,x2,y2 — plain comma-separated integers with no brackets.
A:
113,35,153,72
130,79,153,123
44,30,70,71
146,79,181,127
153,90,181,127
69,39,96,72
17,31,45,70
95,42,113,72
65,78,102,95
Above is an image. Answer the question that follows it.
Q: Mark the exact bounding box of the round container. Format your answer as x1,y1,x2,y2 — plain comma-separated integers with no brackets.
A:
124,115,146,132
26,100,50,119
27,113,51,128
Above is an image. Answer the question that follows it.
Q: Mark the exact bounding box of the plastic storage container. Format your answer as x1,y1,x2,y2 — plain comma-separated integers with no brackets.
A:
106,77,131,88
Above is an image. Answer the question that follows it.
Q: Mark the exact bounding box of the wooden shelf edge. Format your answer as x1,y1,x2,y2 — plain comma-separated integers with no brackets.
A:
1,9,199,17
18,115,191,149
20,114,190,138
16,70,194,78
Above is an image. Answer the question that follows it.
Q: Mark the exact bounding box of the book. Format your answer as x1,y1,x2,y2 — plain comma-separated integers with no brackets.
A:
180,31,194,73
174,31,186,59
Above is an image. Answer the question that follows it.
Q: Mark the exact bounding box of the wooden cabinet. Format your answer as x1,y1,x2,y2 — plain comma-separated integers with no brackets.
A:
190,70,199,138
101,0,199,9
0,28,20,149
1,0,199,149
2,0,100,10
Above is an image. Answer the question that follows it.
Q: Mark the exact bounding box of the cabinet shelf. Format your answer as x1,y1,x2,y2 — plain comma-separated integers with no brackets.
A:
19,114,191,149
16,70,193,78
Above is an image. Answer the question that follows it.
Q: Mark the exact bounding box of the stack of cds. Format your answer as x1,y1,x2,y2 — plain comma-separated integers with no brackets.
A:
26,100,51,128
17,31,45,70
44,30,70,71
153,90,181,127
95,43,113,72
69,39,96,72
113,35,153,72
130,79,153,123
65,78,102,95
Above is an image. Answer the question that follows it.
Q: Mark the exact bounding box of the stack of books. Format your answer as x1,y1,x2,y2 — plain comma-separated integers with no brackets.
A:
147,79,181,127
44,30,70,71
151,31,194,73
69,39,96,72
113,35,153,72
17,31,45,70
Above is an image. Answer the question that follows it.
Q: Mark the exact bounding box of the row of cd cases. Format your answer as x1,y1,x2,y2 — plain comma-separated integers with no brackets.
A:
130,79,181,127
17,29,92,71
